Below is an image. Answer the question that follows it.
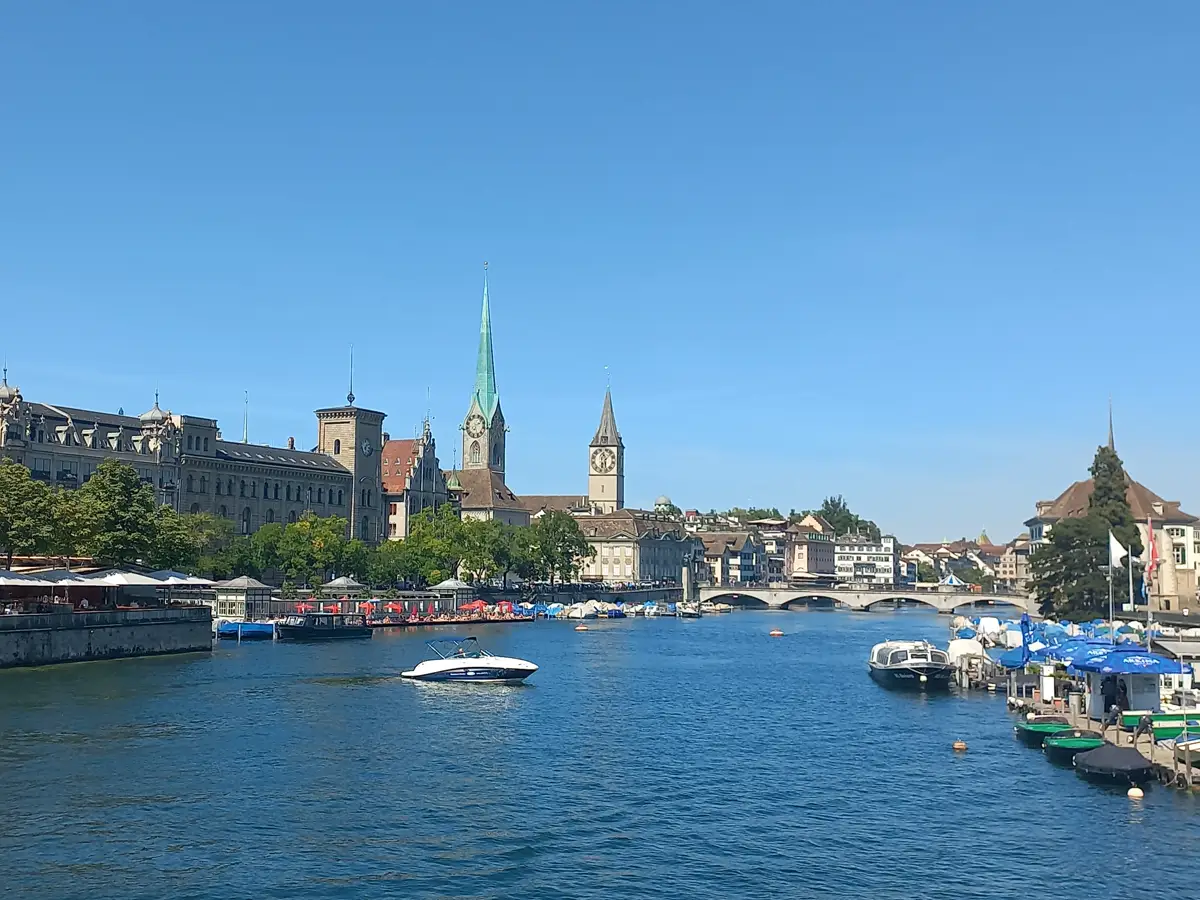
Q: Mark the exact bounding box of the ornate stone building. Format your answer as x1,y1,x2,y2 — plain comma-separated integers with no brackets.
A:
382,419,450,539
0,369,387,543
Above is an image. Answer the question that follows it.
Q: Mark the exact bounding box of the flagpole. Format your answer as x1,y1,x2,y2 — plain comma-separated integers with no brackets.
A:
1108,538,1115,646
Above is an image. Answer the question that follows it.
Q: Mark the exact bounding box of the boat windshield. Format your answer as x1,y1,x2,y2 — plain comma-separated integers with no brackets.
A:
428,637,493,660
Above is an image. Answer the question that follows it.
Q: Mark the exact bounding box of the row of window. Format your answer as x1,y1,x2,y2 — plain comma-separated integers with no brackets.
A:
185,435,211,452
185,474,346,506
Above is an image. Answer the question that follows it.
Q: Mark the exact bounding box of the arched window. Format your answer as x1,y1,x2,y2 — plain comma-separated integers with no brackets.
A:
263,481,269,498
360,488,366,507
470,441,480,465
190,503,200,514
492,443,500,466
286,484,292,501
274,483,280,500
334,439,341,454
241,507,251,535
266,509,275,524
337,490,343,506
361,516,369,540
239,480,245,497
227,478,234,495
187,435,193,450
203,437,209,451
317,487,324,504
219,505,227,518
215,480,222,495
186,474,194,492
306,486,313,504
288,511,297,523
199,476,207,493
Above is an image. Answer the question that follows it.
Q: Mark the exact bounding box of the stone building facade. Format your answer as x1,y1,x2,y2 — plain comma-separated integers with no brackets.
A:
0,370,387,543
382,420,450,539
575,509,703,584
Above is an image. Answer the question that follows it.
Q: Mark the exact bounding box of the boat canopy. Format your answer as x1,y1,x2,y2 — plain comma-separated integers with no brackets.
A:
1073,743,1154,777
1071,648,1192,675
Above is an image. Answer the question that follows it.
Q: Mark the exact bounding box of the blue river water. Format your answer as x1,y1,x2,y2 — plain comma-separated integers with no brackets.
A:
3,609,1200,899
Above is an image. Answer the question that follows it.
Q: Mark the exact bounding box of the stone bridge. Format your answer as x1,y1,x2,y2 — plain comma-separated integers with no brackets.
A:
699,585,1034,615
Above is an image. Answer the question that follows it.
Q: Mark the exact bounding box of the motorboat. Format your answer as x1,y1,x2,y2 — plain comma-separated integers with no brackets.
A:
1074,743,1156,786
216,620,276,641
867,640,953,690
1014,715,1072,748
676,601,702,619
401,637,538,683
276,613,372,641
1042,728,1105,764
644,603,664,617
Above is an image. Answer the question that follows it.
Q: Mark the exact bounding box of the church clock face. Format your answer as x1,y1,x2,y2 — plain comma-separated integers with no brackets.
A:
466,414,486,438
591,448,616,473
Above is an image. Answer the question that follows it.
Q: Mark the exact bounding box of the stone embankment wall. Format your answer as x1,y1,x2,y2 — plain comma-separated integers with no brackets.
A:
0,607,212,669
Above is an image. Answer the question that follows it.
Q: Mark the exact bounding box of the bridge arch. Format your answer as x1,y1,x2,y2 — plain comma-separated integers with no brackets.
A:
776,594,840,609
706,592,770,608
860,594,942,612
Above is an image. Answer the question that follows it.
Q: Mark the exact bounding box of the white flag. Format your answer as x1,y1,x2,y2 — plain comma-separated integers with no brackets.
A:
1109,530,1129,567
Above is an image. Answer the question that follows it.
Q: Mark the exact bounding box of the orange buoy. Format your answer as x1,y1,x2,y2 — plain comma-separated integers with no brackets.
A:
769,628,784,637
952,740,968,752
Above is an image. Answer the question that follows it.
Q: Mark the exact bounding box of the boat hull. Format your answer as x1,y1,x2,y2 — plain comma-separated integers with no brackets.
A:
868,664,953,690
1043,738,1104,765
216,622,275,641
401,666,536,683
276,624,373,641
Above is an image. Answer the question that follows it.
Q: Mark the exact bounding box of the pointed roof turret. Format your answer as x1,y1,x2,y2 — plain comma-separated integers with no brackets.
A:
591,387,622,446
473,263,499,418
139,391,167,425
0,364,18,403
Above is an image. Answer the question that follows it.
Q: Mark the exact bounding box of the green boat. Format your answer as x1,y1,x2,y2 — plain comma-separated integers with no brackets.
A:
1119,711,1200,740
1043,729,1106,765
1014,715,1072,748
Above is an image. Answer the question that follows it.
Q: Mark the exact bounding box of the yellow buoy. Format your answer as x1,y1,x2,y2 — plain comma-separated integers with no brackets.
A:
769,629,784,637
1128,786,1144,800
574,624,589,632
952,740,968,752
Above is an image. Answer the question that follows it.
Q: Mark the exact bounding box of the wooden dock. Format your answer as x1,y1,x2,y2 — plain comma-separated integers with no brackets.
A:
1007,694,1200,789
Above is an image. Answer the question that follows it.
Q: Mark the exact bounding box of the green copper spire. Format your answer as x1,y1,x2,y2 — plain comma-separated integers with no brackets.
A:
474,263,499,418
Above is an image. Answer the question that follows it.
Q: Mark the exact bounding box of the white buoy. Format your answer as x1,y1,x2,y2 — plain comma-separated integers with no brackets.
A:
1026,712,1037,721
1128,786,1144,800
920,674,928,683
952,740,968,752
574,624,589,632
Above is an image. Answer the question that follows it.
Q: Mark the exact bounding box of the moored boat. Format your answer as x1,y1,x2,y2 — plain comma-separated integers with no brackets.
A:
1013,715,1072,748
216,620,276,641
1074,743,1156,786
676,601,702,619
400,636,538,683
276,613,372,641
1043,728,1105,764
867,640,953,690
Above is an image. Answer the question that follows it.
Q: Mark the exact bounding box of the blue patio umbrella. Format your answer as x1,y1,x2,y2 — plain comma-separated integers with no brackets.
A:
1048,641,1114,666
1072,648,1191,675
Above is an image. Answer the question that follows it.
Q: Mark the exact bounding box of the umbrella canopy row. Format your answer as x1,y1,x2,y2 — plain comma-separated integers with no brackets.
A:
0,569,215,588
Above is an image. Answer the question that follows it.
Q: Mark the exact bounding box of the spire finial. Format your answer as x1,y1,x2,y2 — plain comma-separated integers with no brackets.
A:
243,391,249,444
347,345,355,406
473,262,498,417
1107,396,1115,451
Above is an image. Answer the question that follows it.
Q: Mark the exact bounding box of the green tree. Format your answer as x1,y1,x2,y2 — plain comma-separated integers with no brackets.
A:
723,507,783,522
916,562,937,583
460,518,507,583
340,539,370,581
367,538,420,587
1030,443,1143,617
528,511,594,586
75,459,157,566
0,459,53,568
190,514,238,579
405,505,466,584
250,522,286,574
277,513,348,585
147,505,199,571
798,495,881,540
45,488,87,566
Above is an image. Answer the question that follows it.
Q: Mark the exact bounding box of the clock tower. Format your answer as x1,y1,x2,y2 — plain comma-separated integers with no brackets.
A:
316,381,385,544
587,387,624,513
462,265,506,476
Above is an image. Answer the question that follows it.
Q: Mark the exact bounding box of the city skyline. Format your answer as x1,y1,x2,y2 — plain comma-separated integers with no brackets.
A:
3,4,1199,538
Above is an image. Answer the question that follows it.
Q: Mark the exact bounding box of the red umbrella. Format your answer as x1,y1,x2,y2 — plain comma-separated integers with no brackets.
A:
496,600,514,613
295,602,314,612
323,603,340,613
427,602,436,615
385,602,404,613
458,599,486,612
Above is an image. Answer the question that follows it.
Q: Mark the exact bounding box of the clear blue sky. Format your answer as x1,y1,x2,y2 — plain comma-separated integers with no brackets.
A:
3,2,1199,542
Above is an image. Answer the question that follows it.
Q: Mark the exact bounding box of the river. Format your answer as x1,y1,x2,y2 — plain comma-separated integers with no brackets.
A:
2,609,1199,899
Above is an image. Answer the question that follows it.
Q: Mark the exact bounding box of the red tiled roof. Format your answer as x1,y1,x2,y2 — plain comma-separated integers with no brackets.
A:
381,439,418,493
1030,476,1197,526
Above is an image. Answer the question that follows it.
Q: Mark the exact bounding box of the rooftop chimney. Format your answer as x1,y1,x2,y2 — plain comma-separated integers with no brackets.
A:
287,436,295,450
382,432,390,442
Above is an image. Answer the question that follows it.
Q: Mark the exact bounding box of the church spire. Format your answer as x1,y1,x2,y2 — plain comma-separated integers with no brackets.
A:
1107,397,1115,451
592,387,622,446
473,262,498,418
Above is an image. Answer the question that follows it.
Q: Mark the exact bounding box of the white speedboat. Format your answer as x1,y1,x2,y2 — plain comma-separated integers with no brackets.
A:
401,637,538,683
676,601,702,619
867,640,953,690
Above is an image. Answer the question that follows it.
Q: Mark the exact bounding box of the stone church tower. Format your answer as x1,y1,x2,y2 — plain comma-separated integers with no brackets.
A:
316,378,385,544
462,265,506,476
587,388,624,513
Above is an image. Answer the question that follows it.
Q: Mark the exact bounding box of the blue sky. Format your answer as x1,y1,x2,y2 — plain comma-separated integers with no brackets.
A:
3,2,1199,541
